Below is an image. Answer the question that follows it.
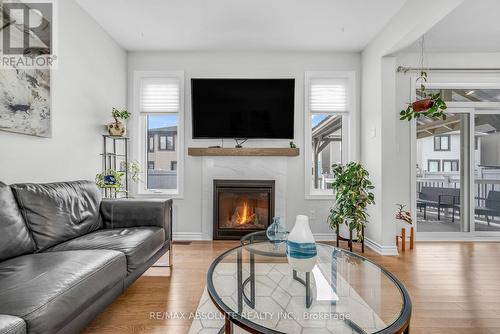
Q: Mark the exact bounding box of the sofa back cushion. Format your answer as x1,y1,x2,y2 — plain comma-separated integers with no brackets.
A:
11,180,103,251
0,182,36,261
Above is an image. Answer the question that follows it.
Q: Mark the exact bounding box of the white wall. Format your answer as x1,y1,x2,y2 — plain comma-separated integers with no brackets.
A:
127,51,361,238
0,0,127,183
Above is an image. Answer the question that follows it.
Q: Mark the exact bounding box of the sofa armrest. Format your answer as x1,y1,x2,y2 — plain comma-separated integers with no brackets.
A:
100,199,172,243
0,315,26,334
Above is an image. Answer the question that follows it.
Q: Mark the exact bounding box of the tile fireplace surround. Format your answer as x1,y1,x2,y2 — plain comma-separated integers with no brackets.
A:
201,157,287,240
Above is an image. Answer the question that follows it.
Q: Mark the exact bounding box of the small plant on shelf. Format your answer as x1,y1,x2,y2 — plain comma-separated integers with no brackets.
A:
95,169,125,189
395,204,413,225
327,162,375,241
107,107,131,136
111,107,131,122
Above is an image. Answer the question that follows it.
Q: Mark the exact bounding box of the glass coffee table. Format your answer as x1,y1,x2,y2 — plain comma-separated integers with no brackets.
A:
207,240,411,334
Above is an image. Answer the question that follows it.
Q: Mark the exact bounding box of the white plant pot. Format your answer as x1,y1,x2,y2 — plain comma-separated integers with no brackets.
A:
286,215,317,272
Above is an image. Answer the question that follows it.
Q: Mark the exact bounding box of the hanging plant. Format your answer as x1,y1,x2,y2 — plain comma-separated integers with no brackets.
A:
400,71,447,121
400,37,448,122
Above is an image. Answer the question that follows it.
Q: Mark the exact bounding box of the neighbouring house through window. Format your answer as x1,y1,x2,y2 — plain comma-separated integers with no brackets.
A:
148,135,155,152
428,159,441,172
443,159,459,172
434,135,450,151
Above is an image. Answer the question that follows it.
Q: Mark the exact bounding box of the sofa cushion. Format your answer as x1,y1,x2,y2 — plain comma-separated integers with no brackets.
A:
47,227,165,273
0,182,35,262
0,315,26,334
11,180,102,251
0,250,126,334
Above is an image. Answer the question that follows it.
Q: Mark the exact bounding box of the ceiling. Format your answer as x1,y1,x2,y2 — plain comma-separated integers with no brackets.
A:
76,0,405,52
405,0,500,53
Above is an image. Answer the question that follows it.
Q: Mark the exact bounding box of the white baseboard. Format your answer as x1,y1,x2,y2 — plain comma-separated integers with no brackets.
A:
364,238,399,256
173,232,336,242
313,233,336,241
173,232,204,241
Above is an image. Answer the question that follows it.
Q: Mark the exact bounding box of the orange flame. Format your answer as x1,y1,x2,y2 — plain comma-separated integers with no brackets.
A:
235,202,255,225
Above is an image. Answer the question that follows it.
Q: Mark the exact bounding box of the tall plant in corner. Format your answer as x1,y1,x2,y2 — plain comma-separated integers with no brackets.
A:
327,162,375,240
400,36,447,121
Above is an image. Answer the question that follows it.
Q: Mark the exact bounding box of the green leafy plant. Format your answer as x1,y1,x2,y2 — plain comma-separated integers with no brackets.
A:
327,162,375,241
400,71,447,121
127,160,141,183
111,107,131,122
95,169,125,189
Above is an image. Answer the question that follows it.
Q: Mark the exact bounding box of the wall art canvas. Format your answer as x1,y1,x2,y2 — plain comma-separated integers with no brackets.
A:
0,69,51,137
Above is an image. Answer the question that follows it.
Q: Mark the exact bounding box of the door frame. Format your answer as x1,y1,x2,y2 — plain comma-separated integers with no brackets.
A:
409,75,500,240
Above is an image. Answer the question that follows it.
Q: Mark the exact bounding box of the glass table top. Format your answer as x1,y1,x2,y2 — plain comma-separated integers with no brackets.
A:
207,241,410,334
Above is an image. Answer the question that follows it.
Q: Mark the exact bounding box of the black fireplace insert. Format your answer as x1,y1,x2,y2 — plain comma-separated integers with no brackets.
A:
213,180,275,240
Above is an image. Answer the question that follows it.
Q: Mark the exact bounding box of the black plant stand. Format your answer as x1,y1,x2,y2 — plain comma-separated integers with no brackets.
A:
336,225,364,253
101,135,129,198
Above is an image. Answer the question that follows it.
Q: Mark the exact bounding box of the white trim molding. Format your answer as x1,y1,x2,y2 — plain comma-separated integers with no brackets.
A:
364,238,399,256
313,233,336,241
173,232,204,241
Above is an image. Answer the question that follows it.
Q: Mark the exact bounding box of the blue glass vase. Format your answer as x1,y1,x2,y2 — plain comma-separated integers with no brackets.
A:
266,217,287,244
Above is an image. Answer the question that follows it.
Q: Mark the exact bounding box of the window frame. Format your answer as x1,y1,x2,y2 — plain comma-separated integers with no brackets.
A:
158,134,175,151
427,159,441,172
148,135,155,152
159,135,167,151
132,70,185,198
434,135,451,151
442,159,459,172
304,71,355,199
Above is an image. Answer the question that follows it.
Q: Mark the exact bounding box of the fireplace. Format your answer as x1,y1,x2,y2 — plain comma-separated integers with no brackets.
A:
213,180,275,240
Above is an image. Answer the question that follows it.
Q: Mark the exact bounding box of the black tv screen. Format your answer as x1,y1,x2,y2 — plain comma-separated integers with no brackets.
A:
191,78,295,139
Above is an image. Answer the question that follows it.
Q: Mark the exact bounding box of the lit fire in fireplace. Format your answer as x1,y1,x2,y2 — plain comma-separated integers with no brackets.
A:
232,201,257,226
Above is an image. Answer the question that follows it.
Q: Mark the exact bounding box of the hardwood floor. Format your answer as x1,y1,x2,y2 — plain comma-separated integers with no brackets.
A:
83,241,500,334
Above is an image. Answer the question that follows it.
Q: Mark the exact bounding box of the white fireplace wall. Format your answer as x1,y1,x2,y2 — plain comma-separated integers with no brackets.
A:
202,157,287,238
127,51,361,240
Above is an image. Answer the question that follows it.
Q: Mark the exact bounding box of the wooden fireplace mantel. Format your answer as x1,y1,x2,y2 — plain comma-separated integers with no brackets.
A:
187,147,300,157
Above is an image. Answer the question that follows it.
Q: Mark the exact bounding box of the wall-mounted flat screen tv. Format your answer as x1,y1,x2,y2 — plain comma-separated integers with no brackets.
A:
191,78,295,139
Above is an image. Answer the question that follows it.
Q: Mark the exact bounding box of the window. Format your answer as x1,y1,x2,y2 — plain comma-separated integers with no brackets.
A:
442,160,459,172
159,135,175,151
136,71,184,195
159,135,167,150
305,71,353,197
171,161,177,171
428,160,441,172
434,135,450,151
148,135,155,152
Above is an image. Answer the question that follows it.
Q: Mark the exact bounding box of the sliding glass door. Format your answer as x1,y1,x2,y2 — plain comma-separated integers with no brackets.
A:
474,111,500,233
414,106,500,236
415,110,470,233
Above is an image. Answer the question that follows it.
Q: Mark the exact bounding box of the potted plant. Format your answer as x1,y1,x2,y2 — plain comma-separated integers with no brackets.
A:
107,107,131,136
95,168,125,189
399,71,448,121
327,162,375,251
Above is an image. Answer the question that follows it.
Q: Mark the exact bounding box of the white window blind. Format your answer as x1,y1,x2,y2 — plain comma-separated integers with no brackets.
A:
309,78,348,112
140,78,180,113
